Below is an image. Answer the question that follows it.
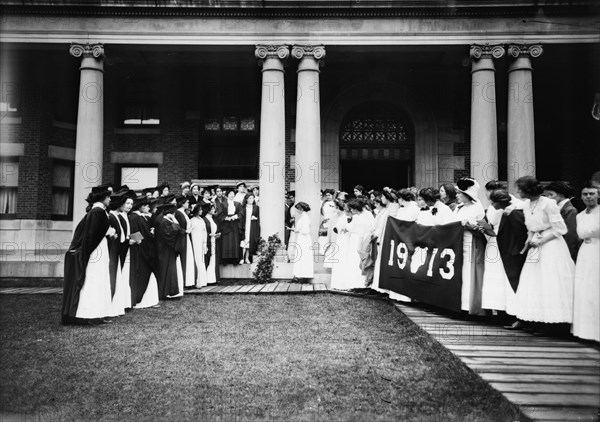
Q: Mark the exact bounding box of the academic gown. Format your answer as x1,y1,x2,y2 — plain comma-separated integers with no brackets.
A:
129,212,155,305
156,215,184,299
219,200,243,261
496,209,528,293
61,205,111,324
107,212,123,298
560,199,582,262
175,209,197,287
240,204,260,256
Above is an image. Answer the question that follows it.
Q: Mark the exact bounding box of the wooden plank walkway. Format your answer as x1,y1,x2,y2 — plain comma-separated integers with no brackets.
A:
396,303,600,422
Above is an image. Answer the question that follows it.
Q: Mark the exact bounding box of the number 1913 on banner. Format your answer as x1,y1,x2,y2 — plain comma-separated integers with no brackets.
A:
378,218,464,311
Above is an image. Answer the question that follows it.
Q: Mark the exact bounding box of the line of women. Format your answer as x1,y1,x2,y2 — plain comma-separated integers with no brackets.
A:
324,176,598,343
61,184,257,326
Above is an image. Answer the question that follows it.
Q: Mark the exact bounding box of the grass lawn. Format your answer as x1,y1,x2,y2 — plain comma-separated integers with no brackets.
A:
0,294,530,421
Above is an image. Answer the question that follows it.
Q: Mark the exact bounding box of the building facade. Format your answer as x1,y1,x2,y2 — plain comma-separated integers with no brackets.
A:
0,1,599,276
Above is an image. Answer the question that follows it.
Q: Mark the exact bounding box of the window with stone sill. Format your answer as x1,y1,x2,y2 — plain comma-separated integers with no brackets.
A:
121,103,160,126
51,160,74,221
0,159,19,219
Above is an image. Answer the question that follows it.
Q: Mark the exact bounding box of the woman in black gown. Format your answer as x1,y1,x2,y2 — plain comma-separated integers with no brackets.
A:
218,190,242,264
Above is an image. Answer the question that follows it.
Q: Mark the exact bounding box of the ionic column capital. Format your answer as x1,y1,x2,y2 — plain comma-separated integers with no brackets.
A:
255,45,289,63
470,44,505,60
507,44,543,59
291,45,326,60
70,42,104,60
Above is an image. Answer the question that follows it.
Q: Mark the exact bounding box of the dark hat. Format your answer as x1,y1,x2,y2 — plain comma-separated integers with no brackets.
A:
157,194,176,205
115,186,137,200
132,196,150,211
157,183,170,193
287,190,296,197
86,184,113,203
294,201,311,212
175,195,190,207
156,203,177,214
544,181,575,198
142,187,155,196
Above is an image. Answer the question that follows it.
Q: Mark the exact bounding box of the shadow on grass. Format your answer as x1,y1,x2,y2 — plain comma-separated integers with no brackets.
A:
0,294,531,421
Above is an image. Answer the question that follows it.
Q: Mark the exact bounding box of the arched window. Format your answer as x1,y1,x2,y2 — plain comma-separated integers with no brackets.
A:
339,102,413,160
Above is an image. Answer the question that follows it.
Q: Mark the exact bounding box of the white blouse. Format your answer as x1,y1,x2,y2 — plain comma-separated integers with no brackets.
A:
522,196,567,237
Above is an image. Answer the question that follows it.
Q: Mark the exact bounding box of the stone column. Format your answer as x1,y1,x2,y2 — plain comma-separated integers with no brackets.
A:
255,45,289,241
70,43,105,227
292,45,325,245
470,44,505,205
507,44,543,192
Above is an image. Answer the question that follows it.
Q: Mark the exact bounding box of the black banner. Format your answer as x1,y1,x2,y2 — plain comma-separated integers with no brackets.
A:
379,218,464,311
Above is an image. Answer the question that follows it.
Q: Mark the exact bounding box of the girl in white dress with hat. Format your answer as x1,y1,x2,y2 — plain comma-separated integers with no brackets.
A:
513,176,575,333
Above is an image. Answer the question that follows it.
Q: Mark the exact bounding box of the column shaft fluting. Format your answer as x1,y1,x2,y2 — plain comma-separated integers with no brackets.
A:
256,45,288,241
70,43,105,228
507,44,543,191
292,45,325,245
470,44,504,205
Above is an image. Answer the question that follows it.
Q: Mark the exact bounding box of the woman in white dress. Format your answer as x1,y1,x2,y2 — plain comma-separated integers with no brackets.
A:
343,199,375,290
572,182,599,342
324,200,345,269
416,187,454,226
204,203,220,285
330,203,352,289
190,203,209,288
481,190,515,314
513,176,575,333
453,178,486,315
291,202,314,280
371,192,393,292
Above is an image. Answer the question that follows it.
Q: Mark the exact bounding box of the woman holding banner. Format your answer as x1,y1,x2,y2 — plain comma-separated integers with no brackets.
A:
371,191,394,292
454,178,486,316
513,176,574,335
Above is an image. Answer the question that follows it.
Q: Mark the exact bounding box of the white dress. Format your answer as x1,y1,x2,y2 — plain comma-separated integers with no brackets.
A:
206,215,218,285
241,205,253,249
76,204,113,319
481,206,516,314
324,210,342,269
342,211,375,289
572,206,599,341
292,212,314,278
177,209,196,288
330,215,351,289
515,197,575,323
190,216,209,288
453,201,485,312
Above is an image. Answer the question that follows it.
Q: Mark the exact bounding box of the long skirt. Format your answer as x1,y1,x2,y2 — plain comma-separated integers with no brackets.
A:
572,238,599,341
76,238,113,319
170,256,185,298
134,273,159,309
515,236,574,323
342,233,367,289
461,231,486,315
292,233,314,278
330,233,350,290
108,250,131,317
184,236,196,287
206,238,218,284
481,236,516,313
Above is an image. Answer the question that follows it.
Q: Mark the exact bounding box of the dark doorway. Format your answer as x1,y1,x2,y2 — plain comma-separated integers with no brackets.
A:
340,160,412,193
